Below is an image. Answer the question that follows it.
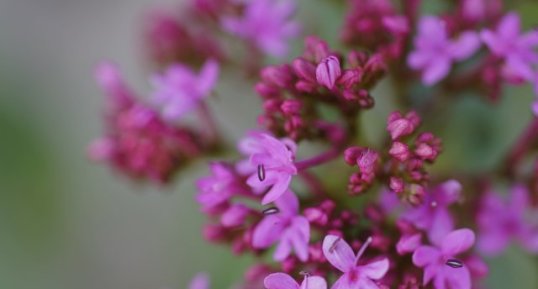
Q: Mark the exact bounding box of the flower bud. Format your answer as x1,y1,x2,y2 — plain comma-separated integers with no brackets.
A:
316,56,342,89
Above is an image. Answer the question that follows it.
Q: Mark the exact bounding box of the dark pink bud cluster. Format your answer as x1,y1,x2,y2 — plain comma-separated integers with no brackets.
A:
255,36,386,141
143,9,223,68
344,147,380,195
385,111,442,205
88,63,215,183
341,0,410,60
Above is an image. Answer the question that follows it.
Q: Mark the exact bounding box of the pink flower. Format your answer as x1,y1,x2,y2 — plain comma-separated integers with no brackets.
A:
477,185,538,256
252,191,310,261
196,162,244,211
264,272,327,289
322,235,389,289
481,12,538,82
402,180,462,245
151,59,219,121
222,0,300,58
189,273,210,289
238,132,297,205
408,16,480,85
412,229,476,289
316,56,342,89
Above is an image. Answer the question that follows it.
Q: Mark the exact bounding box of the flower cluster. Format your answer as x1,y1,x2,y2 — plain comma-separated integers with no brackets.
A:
89,0,538,288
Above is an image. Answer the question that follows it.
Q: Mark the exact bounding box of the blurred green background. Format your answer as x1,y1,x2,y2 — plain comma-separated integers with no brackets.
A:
0,0,537,288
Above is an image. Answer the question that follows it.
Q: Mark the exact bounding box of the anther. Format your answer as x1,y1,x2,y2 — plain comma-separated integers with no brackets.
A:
262,207,280,215
257,164,266,181
446,259,463,268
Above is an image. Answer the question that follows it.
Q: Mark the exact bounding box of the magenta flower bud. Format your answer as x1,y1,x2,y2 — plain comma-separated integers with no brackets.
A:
357,149,379,173
338,69,362,89
415,142,435,160
281,99,302,115
344,146,363,165
387,111,419,140
292,58,317,82
295,80,318,93
389,177,405,194
221,204,250,227
304,208,328,226
316,55,342,89
304,36,330,62
260,65,294,88
389,141,410,161
255,83,280,98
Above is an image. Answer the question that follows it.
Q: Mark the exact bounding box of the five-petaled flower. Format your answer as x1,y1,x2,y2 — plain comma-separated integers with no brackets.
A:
238,131,298,205
477,185,538,256
408,16,480,85
264,272,327,289
151,59,219,121
252,190,310,261
481,12,538,83
322,235,389,289
412,228,475,289
222,0,300,58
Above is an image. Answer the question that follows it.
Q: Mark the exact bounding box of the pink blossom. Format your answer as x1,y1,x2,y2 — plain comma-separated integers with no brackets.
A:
481,12,538,82
316,56,342,89
196,162,244,211
412,228,476,289
402,180,462,245
252,191,310,261
238,132,297,205
264,272,327,289
408,16,480,85
151,59,219,121
222,0,300,58
322,235,389,289
477,185,538,256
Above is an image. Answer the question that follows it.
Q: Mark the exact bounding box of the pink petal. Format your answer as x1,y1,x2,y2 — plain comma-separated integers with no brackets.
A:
407,51,430,70
498,12,521,40
289,217,310,261
262,174,292,205
509,185,530,213
437,180,462,205
423,264,440,285
412,245,441,267
264,273,300,289
481,30,506,56
189,273,210,289
428,209,455,246
449,31,481,60
397,233,422,255
422,57,451,85
274,237,292,261
360,258,390,280
444,265,471,289
322,235,355,272
477,228,509,256
252,216,285,248
300,276,327,289
197,59,220,95
441,228,475,256
275,190,299,215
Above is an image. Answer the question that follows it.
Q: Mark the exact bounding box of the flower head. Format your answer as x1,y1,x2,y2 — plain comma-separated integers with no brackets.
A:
264,273,327,289
408,16,480,85
238,132,297,204
322,235,389,289
481,12,538,82
477,185,538,256
222,0,300,58
402,180,462,245
412,228,476,289
252,191,310,261
151,59,219,121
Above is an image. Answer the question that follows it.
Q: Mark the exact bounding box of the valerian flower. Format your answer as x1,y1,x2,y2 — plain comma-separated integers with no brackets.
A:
196,162,245,212
222,0,300,58
477,185,538,256
408,16,480,85
402,180,461,245
481,12,538,82
322,235,389,289
264,272,327,289
412,228,475,289
238,132,297,205
151,59,219,121
252,190,310,261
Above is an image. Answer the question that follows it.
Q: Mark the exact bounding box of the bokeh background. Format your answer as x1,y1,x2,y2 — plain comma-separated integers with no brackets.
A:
1,0,538,288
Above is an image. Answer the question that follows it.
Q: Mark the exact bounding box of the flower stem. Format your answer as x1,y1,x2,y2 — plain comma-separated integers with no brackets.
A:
295,147,341,171
503,117,538,177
